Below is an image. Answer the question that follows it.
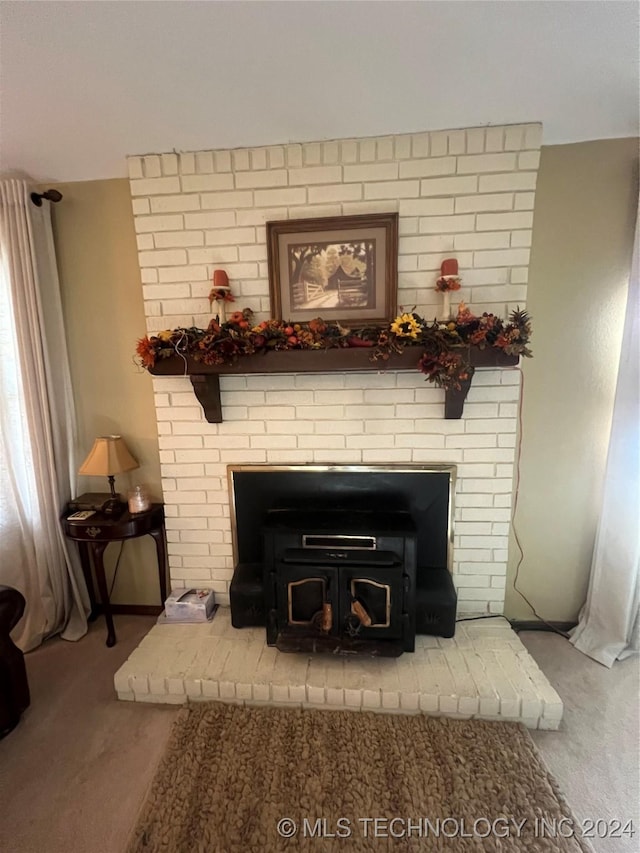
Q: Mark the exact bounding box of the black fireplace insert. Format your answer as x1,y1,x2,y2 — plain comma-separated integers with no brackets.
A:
228,465,458,652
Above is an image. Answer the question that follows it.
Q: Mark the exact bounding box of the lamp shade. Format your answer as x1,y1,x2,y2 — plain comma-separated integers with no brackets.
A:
78,435,139,477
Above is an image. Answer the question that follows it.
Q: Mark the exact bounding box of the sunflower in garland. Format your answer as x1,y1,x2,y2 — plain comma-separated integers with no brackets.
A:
390,312,422,339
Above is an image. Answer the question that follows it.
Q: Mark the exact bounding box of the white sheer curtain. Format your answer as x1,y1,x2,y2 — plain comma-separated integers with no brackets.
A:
570,203,640,667
0,178,89,651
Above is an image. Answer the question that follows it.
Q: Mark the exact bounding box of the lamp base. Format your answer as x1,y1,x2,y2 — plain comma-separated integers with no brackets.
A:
102,496,125,516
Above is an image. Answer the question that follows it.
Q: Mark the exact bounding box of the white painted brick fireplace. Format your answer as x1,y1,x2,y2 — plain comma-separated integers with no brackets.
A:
118,124,562,727
128,122,542,615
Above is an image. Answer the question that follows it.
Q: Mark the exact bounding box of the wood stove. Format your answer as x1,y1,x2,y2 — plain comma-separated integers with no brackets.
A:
228,465,458,654
263,508,417,656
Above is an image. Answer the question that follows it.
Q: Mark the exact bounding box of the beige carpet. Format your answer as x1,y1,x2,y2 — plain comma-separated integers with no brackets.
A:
128,702,593,853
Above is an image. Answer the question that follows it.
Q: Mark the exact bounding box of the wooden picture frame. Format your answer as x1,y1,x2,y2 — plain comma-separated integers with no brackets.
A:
267,212,398,326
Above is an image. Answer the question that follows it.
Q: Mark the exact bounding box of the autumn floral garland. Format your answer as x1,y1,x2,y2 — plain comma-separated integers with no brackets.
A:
136,303,532,391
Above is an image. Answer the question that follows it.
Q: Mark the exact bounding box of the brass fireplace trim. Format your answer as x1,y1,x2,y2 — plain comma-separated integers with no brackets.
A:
350,578,391,628
287,577,327,625
227,464,457,573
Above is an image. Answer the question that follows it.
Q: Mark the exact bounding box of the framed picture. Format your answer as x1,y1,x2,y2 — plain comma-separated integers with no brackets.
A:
267,212,398,326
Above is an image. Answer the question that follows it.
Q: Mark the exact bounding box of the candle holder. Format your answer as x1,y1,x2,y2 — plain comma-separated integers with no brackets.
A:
208,269,234,324
435,258,462,321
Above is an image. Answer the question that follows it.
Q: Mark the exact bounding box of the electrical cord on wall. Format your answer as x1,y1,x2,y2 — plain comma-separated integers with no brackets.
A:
173,330,189,376
511,366,570,639
456,614,510,624
109,542,125,598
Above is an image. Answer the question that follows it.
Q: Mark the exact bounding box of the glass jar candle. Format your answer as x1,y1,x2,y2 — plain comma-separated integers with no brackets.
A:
128,485,150,513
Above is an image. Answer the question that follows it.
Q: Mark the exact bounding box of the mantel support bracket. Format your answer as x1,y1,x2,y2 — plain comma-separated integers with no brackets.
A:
190,375,222,423
443,371,474,419
189,371,475,422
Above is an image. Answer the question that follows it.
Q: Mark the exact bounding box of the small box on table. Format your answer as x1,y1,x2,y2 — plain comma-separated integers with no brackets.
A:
164,588,216,622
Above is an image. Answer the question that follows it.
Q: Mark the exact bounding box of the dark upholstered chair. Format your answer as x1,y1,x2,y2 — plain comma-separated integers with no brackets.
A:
0,585,30,738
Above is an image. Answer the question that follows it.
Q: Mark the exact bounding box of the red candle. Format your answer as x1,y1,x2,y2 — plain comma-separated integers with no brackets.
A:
213,269,229,287
440,258,458,277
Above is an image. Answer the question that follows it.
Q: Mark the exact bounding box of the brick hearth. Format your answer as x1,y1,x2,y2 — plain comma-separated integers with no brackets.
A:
114,611,563,730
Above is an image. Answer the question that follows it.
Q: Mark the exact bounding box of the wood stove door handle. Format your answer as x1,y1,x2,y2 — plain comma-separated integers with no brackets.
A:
352,598,373,627
320,602,333,633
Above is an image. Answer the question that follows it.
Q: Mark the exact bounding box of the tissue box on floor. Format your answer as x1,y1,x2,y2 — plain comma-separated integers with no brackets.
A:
164,588,216,622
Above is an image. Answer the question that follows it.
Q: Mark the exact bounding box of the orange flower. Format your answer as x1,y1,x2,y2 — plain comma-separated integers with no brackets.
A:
308,318,327,334
228,311,245,324
456,301,476,324
136,336,156,368
208,287,235,304
469,328,487,345
435,276,462,293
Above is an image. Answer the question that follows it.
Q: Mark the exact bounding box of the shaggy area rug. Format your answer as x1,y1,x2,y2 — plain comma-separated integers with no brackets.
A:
128,702,593,853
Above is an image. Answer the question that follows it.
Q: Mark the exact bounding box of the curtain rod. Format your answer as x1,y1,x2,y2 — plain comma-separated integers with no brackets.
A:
30,189,63,207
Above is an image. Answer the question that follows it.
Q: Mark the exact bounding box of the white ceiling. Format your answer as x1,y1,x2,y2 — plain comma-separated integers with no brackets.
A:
1,1,638,183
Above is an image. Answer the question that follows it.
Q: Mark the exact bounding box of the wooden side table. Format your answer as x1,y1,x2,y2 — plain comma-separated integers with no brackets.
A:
62,503,168,647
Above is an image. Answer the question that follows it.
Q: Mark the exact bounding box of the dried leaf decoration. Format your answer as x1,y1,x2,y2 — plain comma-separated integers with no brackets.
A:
135,304,532,392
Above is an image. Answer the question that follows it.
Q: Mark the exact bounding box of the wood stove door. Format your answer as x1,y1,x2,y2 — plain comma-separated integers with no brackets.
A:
277,565,340,638
339,567,404,640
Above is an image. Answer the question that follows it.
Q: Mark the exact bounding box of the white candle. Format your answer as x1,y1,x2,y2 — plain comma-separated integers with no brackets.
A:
443,290,451,320
215,287,231,324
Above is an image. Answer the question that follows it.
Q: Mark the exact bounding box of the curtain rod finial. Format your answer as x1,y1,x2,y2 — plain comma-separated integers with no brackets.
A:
30,189,63,207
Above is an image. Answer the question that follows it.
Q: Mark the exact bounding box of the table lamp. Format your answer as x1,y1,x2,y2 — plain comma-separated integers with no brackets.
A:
78,435,139,514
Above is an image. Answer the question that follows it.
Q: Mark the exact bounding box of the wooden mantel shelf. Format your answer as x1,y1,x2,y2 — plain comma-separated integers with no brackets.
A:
148,347,518,422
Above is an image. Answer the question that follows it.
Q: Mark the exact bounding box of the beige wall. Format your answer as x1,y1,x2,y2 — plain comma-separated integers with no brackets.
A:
52,180,162,605
51,140,638,614
505,139,638,621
